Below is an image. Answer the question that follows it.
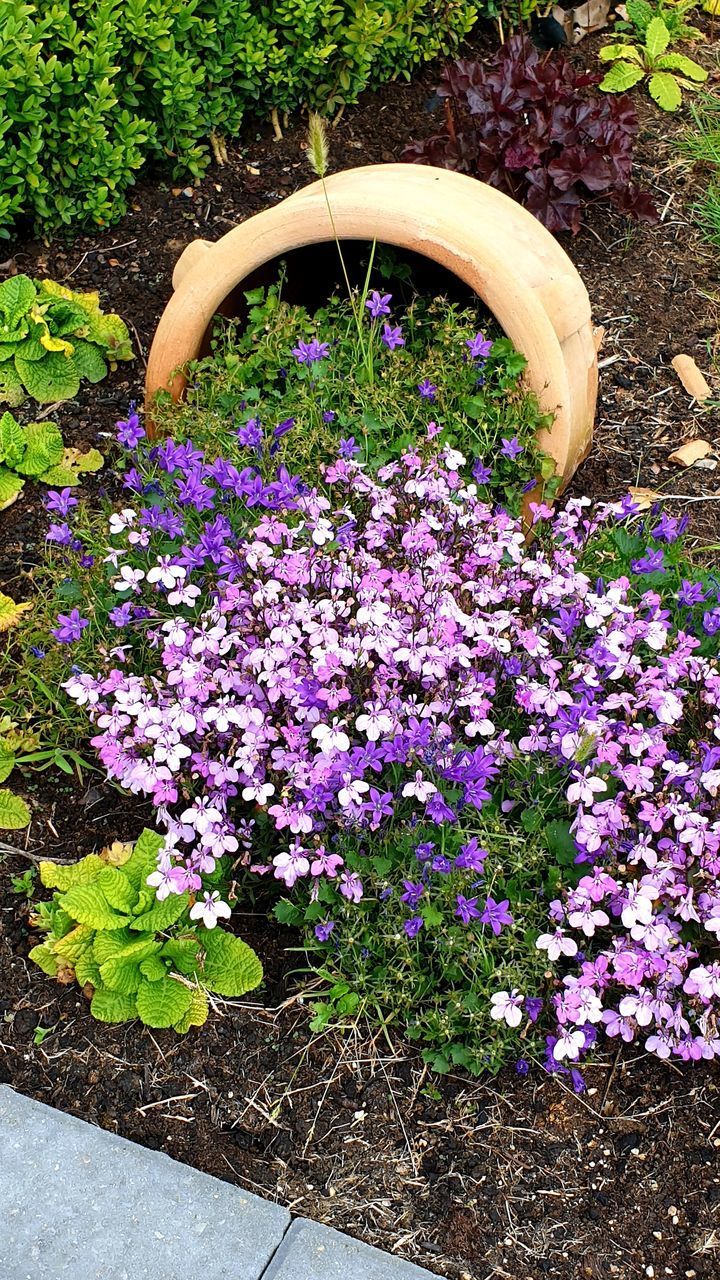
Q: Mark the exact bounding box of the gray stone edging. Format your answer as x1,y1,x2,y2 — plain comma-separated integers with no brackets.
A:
0,1085,440,1280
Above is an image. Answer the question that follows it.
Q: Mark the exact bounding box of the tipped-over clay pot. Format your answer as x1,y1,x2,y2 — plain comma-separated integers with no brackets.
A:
145,164,597,488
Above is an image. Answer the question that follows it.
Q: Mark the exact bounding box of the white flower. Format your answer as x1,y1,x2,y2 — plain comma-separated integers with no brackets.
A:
401,771,437,802
311,720,351,755
566,772,607,807
189,891,232,929
311,518,334,546
113,564,145,594
338,776,370,808
536,929,578,962
147,556,186,589
242,781,275,805
168,582,201,607
489,989,524,1028
553,1027,585,1061
108,508,137,535
355,709,394,741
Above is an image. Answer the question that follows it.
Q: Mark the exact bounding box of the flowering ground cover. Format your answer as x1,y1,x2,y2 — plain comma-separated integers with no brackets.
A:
1,18,720,1280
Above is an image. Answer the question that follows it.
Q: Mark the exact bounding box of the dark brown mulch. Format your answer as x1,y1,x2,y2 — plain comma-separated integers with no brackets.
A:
2,25,720,1280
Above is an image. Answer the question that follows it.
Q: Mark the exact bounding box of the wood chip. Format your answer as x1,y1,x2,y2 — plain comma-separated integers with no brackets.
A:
671,354,712,402
668,439,714,467
628,486,663,510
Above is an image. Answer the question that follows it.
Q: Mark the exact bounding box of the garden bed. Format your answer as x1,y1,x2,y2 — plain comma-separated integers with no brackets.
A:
2,23,720,1280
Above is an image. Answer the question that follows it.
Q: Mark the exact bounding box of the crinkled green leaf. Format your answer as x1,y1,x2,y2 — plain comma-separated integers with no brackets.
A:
0,467,24,511
92,928,156,966
75,447,104,473
139,954,168,982
90,987,137,1023
0,275,36,329
0,411,26,467
38,464,81,487
648,70,682,110
99,955,145,995
655,53,708,81
600,61,646,92
15,421,64,475
0,789,31,829
0,747,15,783
599,43,643,62
15,352,80,404
645,16,670,59
130,890,189,932
200,928,263,997
135,976,193,1028
173,986,208,1034
96,866,139,913
71,340,108,384
75,950,101,988
0,361,25,406
39,854,105,890
59,883,132,930
53,924,94,963
123,829,165,890
29,943,59,977
161,935,202,976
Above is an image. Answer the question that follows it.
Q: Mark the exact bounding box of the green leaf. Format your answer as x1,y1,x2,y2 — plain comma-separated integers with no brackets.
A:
161,936,202,976
645,16,670,59
53,924,95,963
0,592,32,632
273,899,303,926
38,465,81,487
0,411,26,467
0,789,31,829
75,447,104,473
173,986,209,1034
39,854,105,890
545,820,578,867
0,275,36,328
59,883,132,930
0,747,15,783
15,421,64,475
29,943,59,977
600,61,646,92
71,340,108,384
139,955,168,982
130,890,189,932
135,976,193,1028
15,352,80,404
0,360,25,406
599,43,644,62
75,951,101,988
96,866,138,913
200,928,263,997
98,955,144,995
123,828,165,890
648,70,682,110
0,467,24,511
655,53,708,81
90,987,137,1023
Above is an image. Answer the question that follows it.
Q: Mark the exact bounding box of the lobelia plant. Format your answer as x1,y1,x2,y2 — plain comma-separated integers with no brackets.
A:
403,35,658,234
29,829,263,1030
49,422,720,1073
0,276,133,406
599,15,708,112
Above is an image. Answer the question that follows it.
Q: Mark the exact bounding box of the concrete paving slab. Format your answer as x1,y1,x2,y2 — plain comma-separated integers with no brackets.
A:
261,1217,441,1280
0,1085,290,1280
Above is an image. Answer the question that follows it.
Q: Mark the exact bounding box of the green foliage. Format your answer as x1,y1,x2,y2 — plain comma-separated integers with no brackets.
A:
613,0,704,43
0,0,480,238
283,817,562,1075
28,829,263,1031
10,866,36,897
599,13,707,111
0,276,133,407
0,410,104,507
679,92,720,248
155,280,557,517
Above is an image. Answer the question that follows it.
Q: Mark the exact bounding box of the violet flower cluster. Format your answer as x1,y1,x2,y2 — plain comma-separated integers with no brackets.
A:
60,439,720,1066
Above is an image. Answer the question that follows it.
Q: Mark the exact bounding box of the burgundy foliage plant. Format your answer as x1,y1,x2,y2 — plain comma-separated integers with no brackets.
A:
403,35,658,234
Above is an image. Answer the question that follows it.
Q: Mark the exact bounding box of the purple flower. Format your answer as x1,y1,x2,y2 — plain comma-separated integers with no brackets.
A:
524,997,543,1023
237,419,263,448
322,410,336,423
365,290,392,319
703,609,720,636
404,916,423,939
678,579,707,607
108,602,133,627
455,894,481,925
292,339,330,365
116,413,146,449
273,417,295,441
339,437,361,460
472,459,492,485
415,841,435,863
418,378,437,402
381,323,405,351
30,645,45,659
631,548,665,575
515,1058,530,1076
315,921,335,942
51,609,89,644
46,522,73,546
500,436,524,461
401,879,424,908
44,488,78,517
466,332,493,360
480,896,513,936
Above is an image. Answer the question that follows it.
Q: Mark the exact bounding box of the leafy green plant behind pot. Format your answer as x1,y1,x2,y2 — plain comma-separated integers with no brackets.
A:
599,16,708,111
29,829,263,1032
0,276,133,406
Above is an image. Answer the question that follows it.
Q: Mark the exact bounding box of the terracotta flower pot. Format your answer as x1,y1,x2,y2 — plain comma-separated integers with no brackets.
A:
145,164,597,489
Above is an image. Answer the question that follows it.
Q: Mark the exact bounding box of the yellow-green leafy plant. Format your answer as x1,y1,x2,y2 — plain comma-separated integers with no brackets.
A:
0,713,33,830
599,15,707,111
0,276,133,406
28,830,263,1031
0,410,103,511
